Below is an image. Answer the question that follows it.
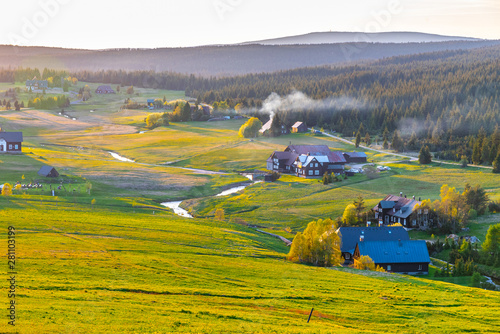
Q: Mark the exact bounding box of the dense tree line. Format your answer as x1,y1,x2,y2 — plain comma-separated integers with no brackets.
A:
1,45,500,161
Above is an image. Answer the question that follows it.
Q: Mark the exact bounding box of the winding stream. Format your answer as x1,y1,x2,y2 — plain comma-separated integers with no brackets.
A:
161,181,261,218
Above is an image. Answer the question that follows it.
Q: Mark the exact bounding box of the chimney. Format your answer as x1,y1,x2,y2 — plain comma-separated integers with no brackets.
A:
413,195,415,200
360,235,365,242
367,221,371,227
400,192,403,196
419,197,421,201
404,194,407,198
307,152,310,156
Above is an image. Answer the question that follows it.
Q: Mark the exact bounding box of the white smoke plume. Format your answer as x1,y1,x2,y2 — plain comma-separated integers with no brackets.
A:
259,91,370,118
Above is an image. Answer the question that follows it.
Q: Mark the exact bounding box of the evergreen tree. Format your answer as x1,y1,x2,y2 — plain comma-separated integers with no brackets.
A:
472,139,482,165
493,151,500,173
383,138,389,149
270,113,282,137
391,131,403,152
181,102,192,121
355,131,361,148
364,133,371,146
419,145,432,164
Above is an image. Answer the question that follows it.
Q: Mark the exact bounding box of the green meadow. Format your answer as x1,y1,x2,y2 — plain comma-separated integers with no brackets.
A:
1,204,499,333
1,83,500,333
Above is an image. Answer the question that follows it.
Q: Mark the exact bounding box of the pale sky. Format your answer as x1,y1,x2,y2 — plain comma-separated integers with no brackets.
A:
1,0,499,49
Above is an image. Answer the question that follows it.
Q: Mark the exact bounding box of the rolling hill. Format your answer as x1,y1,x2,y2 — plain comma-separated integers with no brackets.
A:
0,39,498,76
241,31,482,45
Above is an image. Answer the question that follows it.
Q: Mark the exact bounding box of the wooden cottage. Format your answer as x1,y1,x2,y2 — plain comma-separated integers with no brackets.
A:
95,85,115,94
343,152,367,164
373,194,422,227
291,121,307,133
0,132,23,153
266,145,346,177
336,226,409,263
354,240,430,274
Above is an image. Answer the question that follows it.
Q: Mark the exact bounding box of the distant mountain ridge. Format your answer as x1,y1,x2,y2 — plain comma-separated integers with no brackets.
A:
0,38,498,76
241,31,482,45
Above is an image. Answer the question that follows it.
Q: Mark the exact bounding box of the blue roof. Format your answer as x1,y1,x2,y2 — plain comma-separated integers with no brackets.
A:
380,200,396,209
357,240,430,264
344,152,367,158
336,226,409,253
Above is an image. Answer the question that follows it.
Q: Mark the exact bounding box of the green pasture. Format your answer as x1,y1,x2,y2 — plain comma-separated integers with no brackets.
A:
1,206,499,333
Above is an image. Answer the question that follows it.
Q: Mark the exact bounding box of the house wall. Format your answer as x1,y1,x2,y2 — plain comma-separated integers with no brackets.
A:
0,140,22,153
0,139,6,152
377,262,428,275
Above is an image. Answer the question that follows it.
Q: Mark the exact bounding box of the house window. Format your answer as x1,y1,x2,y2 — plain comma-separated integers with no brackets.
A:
308,170,313,176
286,166,290,170
8,144,12,150
385,216,389,224
387,265,391,271
315,170,320,176
398,218,400,223
418,264,422,271
403,219,406,226
345,253,350,259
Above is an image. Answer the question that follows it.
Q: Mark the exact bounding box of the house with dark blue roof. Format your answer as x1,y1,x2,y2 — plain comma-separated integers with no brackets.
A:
336,226,409,263
354,240,430,274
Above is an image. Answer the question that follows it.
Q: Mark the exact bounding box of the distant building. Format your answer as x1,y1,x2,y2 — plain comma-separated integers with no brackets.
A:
259,120,272,135
259,120,288,135
26,79,48,90
291,121,307,133
95,85,115,94
343,152,368,164
354,240,430,274
336,226,409,263
266,145,346,177
373,194,422,228
0,132,23,153
147,99,155,108
38,166,59,178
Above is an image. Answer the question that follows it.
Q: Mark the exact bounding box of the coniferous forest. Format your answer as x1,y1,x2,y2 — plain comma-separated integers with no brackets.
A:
2,45,500,163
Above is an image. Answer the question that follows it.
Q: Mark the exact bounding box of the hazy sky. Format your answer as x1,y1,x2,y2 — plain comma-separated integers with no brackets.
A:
2,0,499,49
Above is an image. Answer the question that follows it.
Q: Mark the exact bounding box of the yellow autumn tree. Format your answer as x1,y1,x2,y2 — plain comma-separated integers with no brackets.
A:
215,208,225,221
353,255,386,272
342,203,357,226
287,218,341,267
2,183,12,196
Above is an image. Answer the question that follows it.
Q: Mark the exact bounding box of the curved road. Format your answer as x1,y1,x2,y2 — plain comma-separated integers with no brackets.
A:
319,130,492,169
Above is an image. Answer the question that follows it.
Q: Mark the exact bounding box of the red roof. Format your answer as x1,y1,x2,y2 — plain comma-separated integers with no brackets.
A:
327,151,347,163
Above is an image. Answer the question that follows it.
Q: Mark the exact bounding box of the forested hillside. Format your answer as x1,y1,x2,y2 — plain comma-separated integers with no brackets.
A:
0,40,498,76
2,45,500,163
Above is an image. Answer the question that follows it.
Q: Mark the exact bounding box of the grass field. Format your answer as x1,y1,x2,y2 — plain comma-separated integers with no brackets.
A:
1,83,500,333
1,204,499,333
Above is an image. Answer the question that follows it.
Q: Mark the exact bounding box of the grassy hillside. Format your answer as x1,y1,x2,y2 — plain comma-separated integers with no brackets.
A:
1,84,500,333
1,204,499,333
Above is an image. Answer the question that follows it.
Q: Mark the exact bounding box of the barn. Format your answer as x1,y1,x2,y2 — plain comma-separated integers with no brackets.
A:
343,152,368,164
0,132,23,153
95,85,115,94
38,166,59,178
354,239,430,274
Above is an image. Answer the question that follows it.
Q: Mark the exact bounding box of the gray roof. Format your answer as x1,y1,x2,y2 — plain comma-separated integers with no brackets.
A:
292,121,304,128
357,240,430,264
38,166,58,177
380,201,396,209
0,132,23,142
336,226,409,254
